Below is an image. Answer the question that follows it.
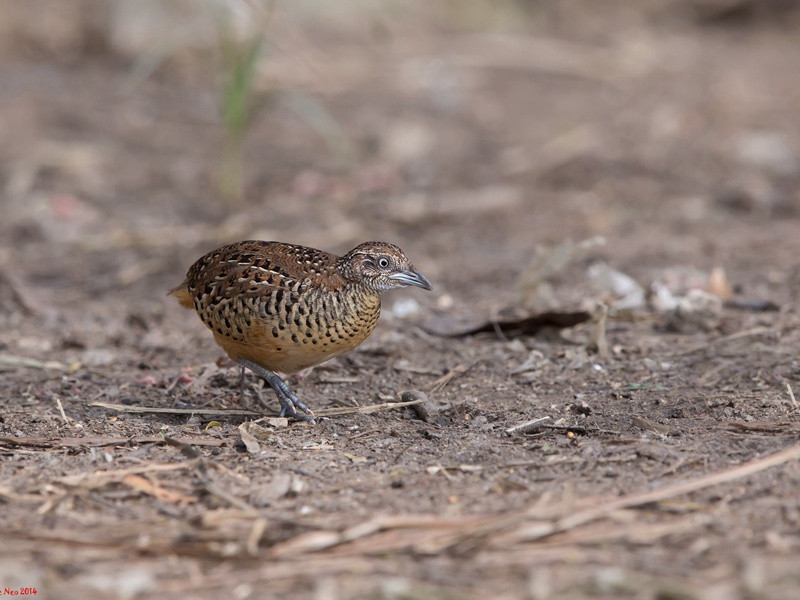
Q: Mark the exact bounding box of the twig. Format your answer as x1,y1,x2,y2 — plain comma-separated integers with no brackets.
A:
315,376,360,384
163,435,203,459
247,518,269,555
632,416,679,436
268,514,496,558
428,364,470,393
0,354,66,371
489,309,510,342
92,400,422,419
787,382,798,410
505,416,551,435
123,474,198,504
539,424,622,436
202,480,258,514
6,444,798,569
0,435,224,449
655,456,693,479
279,443,800,557
672,326,774,356
57,461,200,487
91,401,261,417
54,396,69,423
513,442,800,541
347,427,384,441
315,399,422,417
722,421,800,434
497,512,713,550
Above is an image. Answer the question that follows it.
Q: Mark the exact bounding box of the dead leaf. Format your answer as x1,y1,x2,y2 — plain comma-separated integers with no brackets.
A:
238,422,261,454
249,473,293,507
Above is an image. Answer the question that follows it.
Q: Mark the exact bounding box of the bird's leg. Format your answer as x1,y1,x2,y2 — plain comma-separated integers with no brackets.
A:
238,365,265,406
236,359,315,423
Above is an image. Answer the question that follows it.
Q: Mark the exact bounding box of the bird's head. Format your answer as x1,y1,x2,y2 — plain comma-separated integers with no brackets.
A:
342,242,432,293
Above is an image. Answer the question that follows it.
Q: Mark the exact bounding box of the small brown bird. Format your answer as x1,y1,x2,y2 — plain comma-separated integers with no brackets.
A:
170,240,432,422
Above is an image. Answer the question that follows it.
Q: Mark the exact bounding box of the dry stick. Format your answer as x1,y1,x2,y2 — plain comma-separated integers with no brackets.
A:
54,397,69,423
0,435,224,449
163,436,260,514
163,435,203,459
307,445,800,557
202,480,259,514
787,383,799,410
723,421,800,434
513,443,800,542
12,446,797,565
122,473,197,504
428,364,470,393
505,416,551,435
499,513,714,555
673,326,774,356
247,518,269,556
91,400,421,418
488,305,511,343
57,460,200,487
304,444,800,556
315,399,422,417
0,354,66,370
347,426,385,441
539,424,622,436
268,514,499,558
655,455,693,479
631,416,678,436
90,402,261,417
315,376,360,384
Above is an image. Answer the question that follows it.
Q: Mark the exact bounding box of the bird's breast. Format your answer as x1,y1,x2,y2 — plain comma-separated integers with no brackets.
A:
210,283,382,374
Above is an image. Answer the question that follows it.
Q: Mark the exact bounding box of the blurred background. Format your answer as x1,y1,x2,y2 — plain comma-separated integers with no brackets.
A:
2,2,800,597
2,0,799,323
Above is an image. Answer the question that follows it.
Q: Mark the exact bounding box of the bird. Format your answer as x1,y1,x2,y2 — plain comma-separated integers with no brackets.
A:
170,240,432,422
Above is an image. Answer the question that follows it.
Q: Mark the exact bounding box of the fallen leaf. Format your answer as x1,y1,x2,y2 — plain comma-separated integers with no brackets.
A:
238,422,261,454
249,473,293,507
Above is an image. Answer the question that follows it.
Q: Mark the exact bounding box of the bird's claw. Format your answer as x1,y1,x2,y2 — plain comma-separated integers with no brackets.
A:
276,392,316,423
268,371,316,423
237,359,316,423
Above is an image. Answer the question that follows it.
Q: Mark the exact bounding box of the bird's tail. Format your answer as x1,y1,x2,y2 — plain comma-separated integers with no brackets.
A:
168,281,194,308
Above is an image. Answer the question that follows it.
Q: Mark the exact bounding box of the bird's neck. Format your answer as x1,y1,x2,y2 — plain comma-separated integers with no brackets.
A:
342,281,382,309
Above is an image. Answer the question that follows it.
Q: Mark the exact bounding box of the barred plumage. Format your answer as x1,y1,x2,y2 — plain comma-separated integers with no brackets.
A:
170,240,431,422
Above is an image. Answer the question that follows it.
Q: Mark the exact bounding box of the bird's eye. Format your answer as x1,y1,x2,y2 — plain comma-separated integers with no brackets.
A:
377,257,391,269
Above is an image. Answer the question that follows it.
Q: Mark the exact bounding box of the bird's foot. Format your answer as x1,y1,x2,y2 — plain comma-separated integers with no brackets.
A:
237,359,316,423
268,374,316,423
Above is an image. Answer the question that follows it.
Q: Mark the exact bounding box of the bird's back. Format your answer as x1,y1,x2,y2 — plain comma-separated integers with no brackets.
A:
170,241,381,373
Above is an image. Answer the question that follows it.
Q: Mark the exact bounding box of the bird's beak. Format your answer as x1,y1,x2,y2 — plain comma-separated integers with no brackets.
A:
389,269,433,290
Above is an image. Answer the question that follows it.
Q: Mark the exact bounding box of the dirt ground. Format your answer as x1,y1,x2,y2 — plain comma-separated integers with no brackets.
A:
1,1,800,599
